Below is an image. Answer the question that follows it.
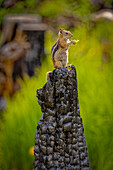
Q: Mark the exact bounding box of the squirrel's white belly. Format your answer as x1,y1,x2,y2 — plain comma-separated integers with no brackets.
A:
54,48,68,67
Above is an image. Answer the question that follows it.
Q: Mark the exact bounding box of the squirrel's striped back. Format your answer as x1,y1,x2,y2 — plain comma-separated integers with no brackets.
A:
51,41,59,60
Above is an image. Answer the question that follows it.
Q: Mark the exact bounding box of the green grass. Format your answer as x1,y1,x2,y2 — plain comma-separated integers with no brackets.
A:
0,20,113,170
70,23,113,170
0,77,40,169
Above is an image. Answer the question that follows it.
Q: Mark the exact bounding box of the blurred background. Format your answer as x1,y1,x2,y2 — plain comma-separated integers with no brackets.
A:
0,0,113,169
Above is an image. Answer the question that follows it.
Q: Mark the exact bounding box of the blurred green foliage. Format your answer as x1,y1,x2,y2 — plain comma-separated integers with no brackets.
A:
0,0,113,170
0,0,91,24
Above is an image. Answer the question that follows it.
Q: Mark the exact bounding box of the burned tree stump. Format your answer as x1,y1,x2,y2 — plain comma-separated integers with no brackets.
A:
34,65,91,170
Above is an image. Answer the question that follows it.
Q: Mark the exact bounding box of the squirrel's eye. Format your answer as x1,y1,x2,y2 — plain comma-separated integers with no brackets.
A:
65,32,68,35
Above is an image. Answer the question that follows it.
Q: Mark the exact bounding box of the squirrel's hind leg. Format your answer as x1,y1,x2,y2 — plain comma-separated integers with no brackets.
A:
54,61,63,68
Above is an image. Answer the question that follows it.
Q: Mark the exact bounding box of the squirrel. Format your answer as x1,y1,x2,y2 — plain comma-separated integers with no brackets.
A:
51,28,79,68
47,28,79,80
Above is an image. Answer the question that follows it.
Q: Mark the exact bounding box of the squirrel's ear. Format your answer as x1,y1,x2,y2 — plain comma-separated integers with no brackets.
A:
59,28,64,34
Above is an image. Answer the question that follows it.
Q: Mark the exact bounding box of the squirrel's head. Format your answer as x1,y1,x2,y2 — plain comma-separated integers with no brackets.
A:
59,28,73,39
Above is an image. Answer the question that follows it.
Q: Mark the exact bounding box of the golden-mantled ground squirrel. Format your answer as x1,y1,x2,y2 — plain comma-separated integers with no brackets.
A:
47,28,79,80
51,28,79,68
